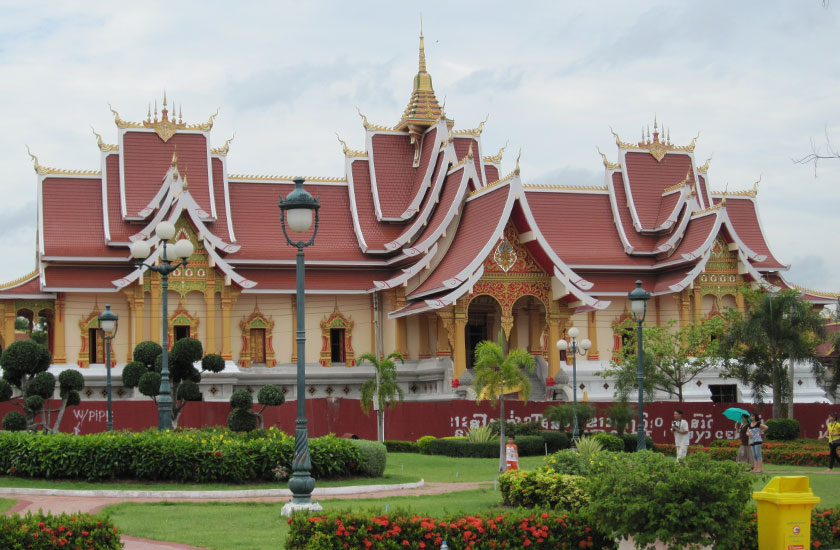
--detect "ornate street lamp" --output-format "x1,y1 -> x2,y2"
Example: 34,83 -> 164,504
628,280 -> 651,451
129,220 -> 194,430
278,177 -> 322,515
556,327 -> 591,442
97,304 -> 119,432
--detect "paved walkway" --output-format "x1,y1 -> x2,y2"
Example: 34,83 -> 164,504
2,480 -> 487,550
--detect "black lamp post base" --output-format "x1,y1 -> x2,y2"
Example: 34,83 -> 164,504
281,500 -> 323,516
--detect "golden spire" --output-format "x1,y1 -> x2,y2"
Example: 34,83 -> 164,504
419,15 -> 427,74
395,27 -> 442,131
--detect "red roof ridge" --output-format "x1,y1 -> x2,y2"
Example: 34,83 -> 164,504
0,269 -> 39,291
228,174 -> 346,183
26,146 -> 100,176
522,182 -> 609,193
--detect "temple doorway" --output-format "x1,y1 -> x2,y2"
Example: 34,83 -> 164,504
466,295 -> 502,369
250,328 -> 266,364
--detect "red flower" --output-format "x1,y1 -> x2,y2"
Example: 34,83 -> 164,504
58,525 -> 66,533
216,451 -> 222,457
403,541 -> 409,546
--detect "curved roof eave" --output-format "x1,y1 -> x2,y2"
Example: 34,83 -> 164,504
551,266 -> 610,310
389,265 -> 486,320
345,156 -> 370,253
396,122 -> 445,220
373,242 -> 439,290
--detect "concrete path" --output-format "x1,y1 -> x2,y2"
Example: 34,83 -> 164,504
2,480 -> 487,550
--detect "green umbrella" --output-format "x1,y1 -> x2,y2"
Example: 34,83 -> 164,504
723,407 -> 751,423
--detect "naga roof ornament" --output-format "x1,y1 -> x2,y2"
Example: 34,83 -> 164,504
597,147 -> 621,170
484,142 -> 507,164
91,128 -> 118,152
211,134 -> 235,156
26,146 -> 100,176
611,119 -> 699,162
697,155 -> 713,174
108,93 -> 219,141
336,133 -> 366,157
395,28 -> 443,131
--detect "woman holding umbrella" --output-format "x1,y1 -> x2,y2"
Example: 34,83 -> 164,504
736,413 -> 754,468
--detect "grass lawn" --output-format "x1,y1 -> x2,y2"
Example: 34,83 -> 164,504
104,489 -> 500,550
0,497 -> 16,513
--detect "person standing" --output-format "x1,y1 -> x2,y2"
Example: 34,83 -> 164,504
671,410 -> 690,464
736,413 -> 755,468
749,413 -> 768,473
819,412 -> 840,473
505,436 -> 519,471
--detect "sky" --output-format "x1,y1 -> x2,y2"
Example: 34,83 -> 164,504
0,1 -> 838,295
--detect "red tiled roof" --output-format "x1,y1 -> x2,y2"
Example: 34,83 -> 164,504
485,164 -> 499,183
228,180 -> 370,262
370,133 -> 419,219
122,132 -> 212,218
453,137 -> 483,186
697,175 -> 711,209
105,154 -> 134,242
383,151 -> 447,251
41,177 -> 124,258
610,173 -> 661,253
624,152 -> 694,230
654,190 -> 683,228
721,197 -> 786,269
405,166 -> 467,254
43,265 -> 129,290
210,157 -> 233,242
578,272 -> 658,294
237,268 -> 390,291
349,160 -> 406,252
409,184 -> 511,298
664,212 -> 718,262
0,274 -> 43,296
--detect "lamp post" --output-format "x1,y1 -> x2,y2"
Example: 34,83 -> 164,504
556,327 -> 592,442
628,280 -> 651,451
128,220 -> 194,430
278,177 -> 322,515
97,304 -> 119,432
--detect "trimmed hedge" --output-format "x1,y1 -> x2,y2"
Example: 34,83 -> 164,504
384,440 -> 418,453
417,435 -> 436,455
499,469 -> 589,511
427,435 -> 544,458
285,509 -> 614,549
765,418 -> 800,440
592,432 -> 624,452
351,440 -> 387,477
0,428 -> 364,482
538,430 -> 570,453
619,432 -> 654,452
0,511 -> 122,550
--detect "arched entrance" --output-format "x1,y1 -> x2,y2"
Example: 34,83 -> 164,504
465,295 -> 502,369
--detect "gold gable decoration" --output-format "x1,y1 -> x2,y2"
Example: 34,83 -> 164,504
319,306 -> 355,367
77,306 -> 104,368
611,118 -> 698,163
109,92 -> 218,142
696,235 -> 741,309
238,304 -> 276,368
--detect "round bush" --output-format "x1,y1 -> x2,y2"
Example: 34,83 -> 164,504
121,361 -> 148,388
417,435 -> 436,454
170,338 -> 203,367
350,439 -> 387,477
544,449 -> 587,476
258,385 -> 285,406
133,341 -> 162,368
766,418 -> 800,440
0,340 -> 51,380
138,371 -> 161,397
27,372 -> 56,399
230,389 -> 253,409
58,369 -> 84,392
202,353 -> 226,373
593,432 -> 625,452
2,411 -> 26,431
25,394 -> 44,412
228,408 -> 257,432
65,390 -> 81,407
177,379 -> 201,401
0,379 -> 12,402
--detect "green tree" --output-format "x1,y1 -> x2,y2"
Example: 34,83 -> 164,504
0,340 -> 83,432
721,289 -> 827,418
13,316 -> 30,332
358,351 -> 405,442
599,317 -> 726,402
123,339 -> 226,428
471,330 -> 535,473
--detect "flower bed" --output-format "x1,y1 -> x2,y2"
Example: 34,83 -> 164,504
654,439 -> 831,467
285,509 -> 613,549
0,511 -> 122,550
0,427 -> 365,483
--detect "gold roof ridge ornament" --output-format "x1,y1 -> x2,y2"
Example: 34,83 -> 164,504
790,282 -> 840,299
109,95 -> 219,141
0,269 -> 39,291
469,170 -> 517,197
211,134 -> 235,156
611,122 -> 699,162
662,169 -> 692,194
228,174 -> 346,183
454,114 -> 489,137
25,146 -> 100,176
597,147 -> 621,170
336,133 -> 366,157
697,154 -> 713,174
91,127 -> 118,152
523,182 -> 608,192
484,141 -> 507,164
356,106 -> 392,132
514,149 -> 521,175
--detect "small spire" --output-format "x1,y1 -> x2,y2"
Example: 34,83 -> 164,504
147,103 -> 152,122
163,90 -> 167,108
418,22 -> 427,74
154,100 -> 158,122
171,146 -> 178,168
467,141 -> 473,159
179,104 -> 183,124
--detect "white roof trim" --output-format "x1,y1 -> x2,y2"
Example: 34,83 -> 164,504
373,243 -> 439,290
552,266 -> 610,310
345,157 -> 370,253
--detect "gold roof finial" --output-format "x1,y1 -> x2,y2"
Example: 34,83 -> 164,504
171,146 -> 179,168
26,145 -> 45,175
211,134 -> 235,156
336,133 -> 350,155
483,141 -> 507,163
396,27 -> 442,131
419,14 -> 427,74
356,106 -> 372,130
721,183 -> 728,206
597,147 -> 621,170
515,149 -> 521,175
91,127 -> 118,152
752,174 -> 761,195
467,141 -> 473,159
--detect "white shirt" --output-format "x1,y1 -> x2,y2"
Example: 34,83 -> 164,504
673,419 -> 690,447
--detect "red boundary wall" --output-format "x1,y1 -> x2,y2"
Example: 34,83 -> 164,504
1,398 -> 835,445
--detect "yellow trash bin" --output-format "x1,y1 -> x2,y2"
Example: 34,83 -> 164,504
752,476 -> 820,550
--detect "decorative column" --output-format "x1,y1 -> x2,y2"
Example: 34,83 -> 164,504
587,310 -> 600,361
290,294 -> 297,363
204,289 -> 216,354
418,314 -> 431,359
528,305 -> 543,356
735,288 -> 746,313
0,302 -> 7,352
435,311 -> 452,357
546,291 -> 571,379
370,294 -> 376,357
394,288 -> 408,358
679,289 -> 691,328
509,309 -> 519,349
453,298 -> 468,378
220,287 -> 238,361
52,294 -> 67,363
693,287 -> 703,324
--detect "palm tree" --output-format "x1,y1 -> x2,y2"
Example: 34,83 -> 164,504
722,289 -> 827,418
472,330 -> 535,473
358,351 -> 405,442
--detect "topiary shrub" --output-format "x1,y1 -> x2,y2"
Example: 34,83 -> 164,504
499,469 -> 590,511
230,389 -> 253,409
417,435 -> 436,454
133,341 -> 162,367
427,435 -> 544,458
592,432 -> 624,452
0,379 -> 12,402
121,361 -> 147,387
543,449 -> 588,476
384,440 -> 418,453
766,418 -> 800,440
25,395 -> 44,412
228,408 -> 258,432
201,353 -> 226,373
26,371 -> 56,399
351,439 -> 387,477
2,411 -> 26,431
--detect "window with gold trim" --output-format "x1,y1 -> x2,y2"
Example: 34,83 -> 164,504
320,306 -> 355,367
238,305 -> 276,367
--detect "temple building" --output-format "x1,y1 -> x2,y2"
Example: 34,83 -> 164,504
1,33 -> 837,407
